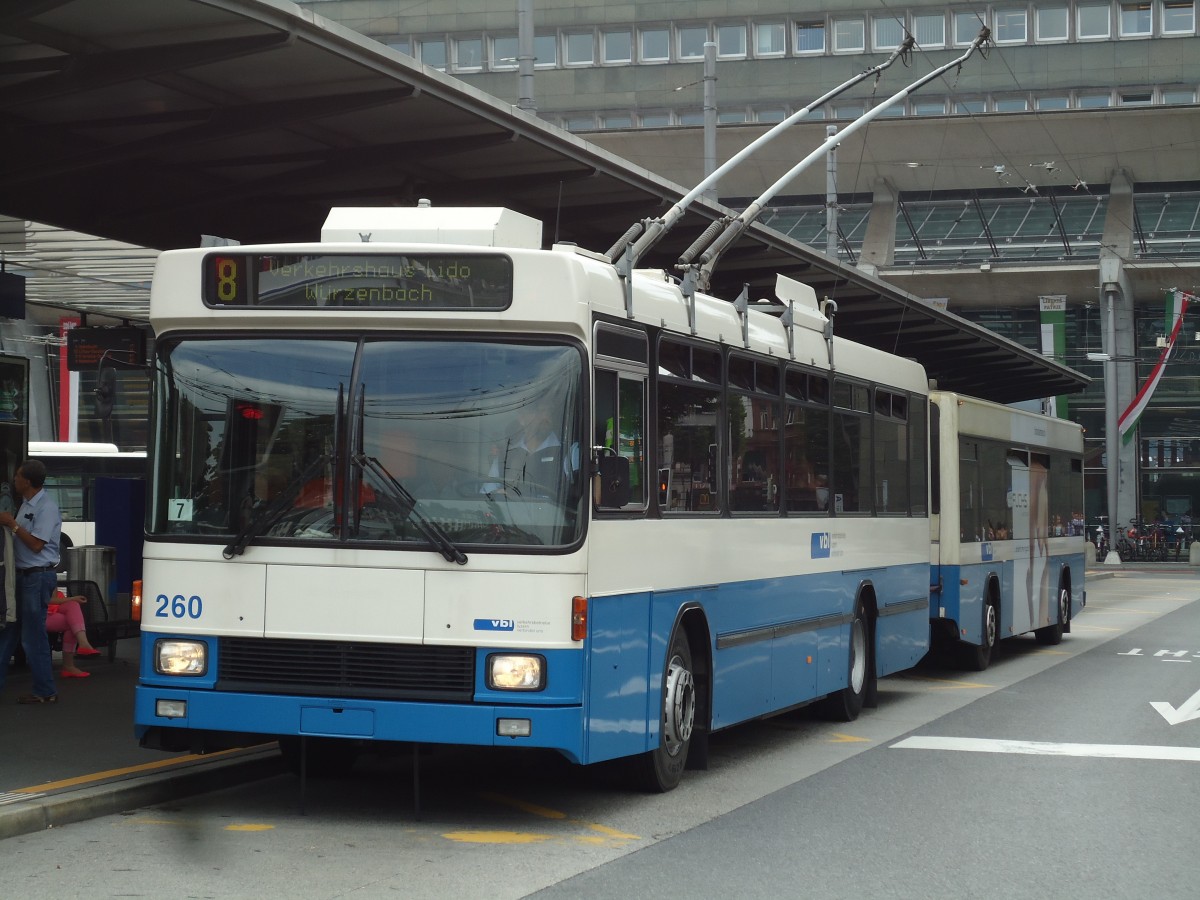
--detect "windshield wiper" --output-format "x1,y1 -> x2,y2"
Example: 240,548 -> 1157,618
354,453 -> 468,565
222,453 -> 330,560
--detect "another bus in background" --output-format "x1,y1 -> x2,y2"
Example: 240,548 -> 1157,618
929,393 -> 1086,670
29,441 -> 146,547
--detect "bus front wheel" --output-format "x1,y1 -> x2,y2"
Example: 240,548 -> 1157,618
629,626 -> 695,792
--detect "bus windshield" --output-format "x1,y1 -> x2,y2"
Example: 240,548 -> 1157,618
149,336 -> 585,550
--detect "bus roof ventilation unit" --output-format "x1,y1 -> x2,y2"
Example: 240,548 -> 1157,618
321,204 -> 543,249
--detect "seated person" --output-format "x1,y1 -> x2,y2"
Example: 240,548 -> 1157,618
482,397 -> 579,498
45,594 -> 100,678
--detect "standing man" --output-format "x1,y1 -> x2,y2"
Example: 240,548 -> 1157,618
0,459 -> 63,704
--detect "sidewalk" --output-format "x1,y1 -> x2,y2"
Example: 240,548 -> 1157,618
0,636 -> 282,841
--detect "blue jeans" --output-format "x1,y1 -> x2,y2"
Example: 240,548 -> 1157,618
0,569 -> 58,698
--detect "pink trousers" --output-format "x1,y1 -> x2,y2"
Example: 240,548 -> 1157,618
45,601 -> 86,653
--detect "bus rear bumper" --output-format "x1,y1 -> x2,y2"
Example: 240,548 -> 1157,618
134,686 -> 587,763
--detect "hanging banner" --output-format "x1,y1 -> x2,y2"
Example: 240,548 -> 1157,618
1118,289 -> 1191,444
1039,296 -> 1067,419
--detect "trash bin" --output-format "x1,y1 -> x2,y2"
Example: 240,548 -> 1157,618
65,544 -> 118,615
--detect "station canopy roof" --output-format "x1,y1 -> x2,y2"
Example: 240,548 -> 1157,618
0,0 -> 1087,404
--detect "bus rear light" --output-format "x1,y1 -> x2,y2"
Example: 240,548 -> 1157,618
572,595 -> 587,641
131,580 -> 142,622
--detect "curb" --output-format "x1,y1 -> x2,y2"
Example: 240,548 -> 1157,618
0,745 -> 284,841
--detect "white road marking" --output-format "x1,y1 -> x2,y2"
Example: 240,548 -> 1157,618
1151,685 -> 1200,724
891,736 -> 1200,761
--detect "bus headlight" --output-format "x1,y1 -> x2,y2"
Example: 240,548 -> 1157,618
155,639 -> 209,676
487,654 -> 545,691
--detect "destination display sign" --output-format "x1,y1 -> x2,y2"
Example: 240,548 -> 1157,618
203,253 -> 513,310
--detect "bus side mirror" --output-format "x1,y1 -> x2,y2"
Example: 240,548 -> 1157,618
595,455 -> 631,508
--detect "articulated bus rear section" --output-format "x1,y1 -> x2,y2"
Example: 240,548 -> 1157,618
928,391 -> 1086,671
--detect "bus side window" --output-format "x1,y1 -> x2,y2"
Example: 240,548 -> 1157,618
594,367 -> 646,510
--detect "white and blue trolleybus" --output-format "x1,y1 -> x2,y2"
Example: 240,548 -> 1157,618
134,205 -> 1076,789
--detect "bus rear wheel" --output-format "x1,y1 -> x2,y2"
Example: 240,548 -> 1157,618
1035,585 -> 1069,645
961,598 -> 997,671
819,597 -> 871,722
628,626 -> 695,792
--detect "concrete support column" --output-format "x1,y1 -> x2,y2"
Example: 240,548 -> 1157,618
857,177 -> 897,277
1099,170 -> 1140,557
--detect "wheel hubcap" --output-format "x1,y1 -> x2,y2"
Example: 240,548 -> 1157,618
1059,589 -> 1069,624
663,654 -> 695,757
984,604 -> 997,647
849,616 -> 867,693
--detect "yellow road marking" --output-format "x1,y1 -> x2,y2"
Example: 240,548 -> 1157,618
10,746 -> 260,794
904,674 -> 993,690
459,793 -> 639,847
479,792 -> 566,820
828,732 -> 870,743
444,830 -> 553,844
1081,607 -> 1162,615
225,824 -> 275,832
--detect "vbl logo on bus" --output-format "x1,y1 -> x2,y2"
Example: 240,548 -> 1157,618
474,618 -> 515,631
811,532 -> 831,559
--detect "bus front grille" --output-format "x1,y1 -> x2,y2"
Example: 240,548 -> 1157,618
217,637 -> 475,702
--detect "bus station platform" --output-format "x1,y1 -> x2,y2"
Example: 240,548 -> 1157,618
0,559 -> 1177,843
0,637 -> 282,842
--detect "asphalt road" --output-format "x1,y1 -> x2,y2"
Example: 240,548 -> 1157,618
1,569 -> 1196,900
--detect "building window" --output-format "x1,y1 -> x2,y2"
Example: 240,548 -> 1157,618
912,14 -> 946,47
1036,95 -> 1071,109
679,25 -> 709,59
454,37 -> 483,71
534,34 -> 557,67
955,99 -> 986,114
1036,6 -> 1070,41
757,108 -> 787,123
565,116 -> 595,132
994,96 -> 1030,111
955,11 -> 987,44
1120,90 -> 1153,105
755,22 -> 786,55
1161,87 -> 1196,103
386,38 -> 411,57
603,30 -> 632,64
1120,1 -> 1154,33
640,112 -> 671,127
565,32 -> 594,66
718,110 -> 748,124
912,99 -> 946,115
491,35 -> 518,69
833,18 -> 866,51
640,27 -> 670,62
1077,3 -> 1112,38
795,20 -> 826,53
833,102 -> 864,119
1161,0 -> 1196,33
1078,92 -> 1112,107
873,15 -> 905,49
994,8 -> 1028,42
603,114 -> 633,128
717,24 -> 747,57
679,110 -> 705,126
419,38 -> 446,70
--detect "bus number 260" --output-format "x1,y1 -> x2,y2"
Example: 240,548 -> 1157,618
155,594 -> 204,619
